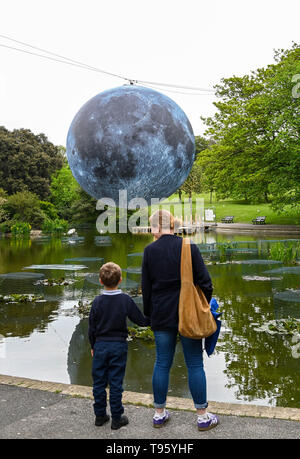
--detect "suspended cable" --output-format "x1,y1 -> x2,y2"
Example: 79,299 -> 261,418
0,33 -> 129,81
0,42 -> 128,81
0,33 -> 97,68
0,33 -> 216,93
138,79 -> 215,93
137,82 -> 216,96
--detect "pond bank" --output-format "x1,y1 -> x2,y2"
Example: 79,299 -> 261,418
1,374 -> 299,422
215,223 -> 300,234
1,224 -> 300,239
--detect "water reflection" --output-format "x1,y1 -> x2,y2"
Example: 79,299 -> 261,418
211,261 -> 300,407
67,318 -> 196,399
68,318 -> 92,386
0,230 -> 299,408
0,299 -> 60,338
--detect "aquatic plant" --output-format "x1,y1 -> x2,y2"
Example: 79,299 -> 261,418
127,287 -> 142,296
75,299 -> 92,316
252,317 -> 300,336
269,241 -> 300,264
252,317 -> 300,359
127,326 -> 155,341
74,299 -> 155,342
35,277 -> 75,286
11,222 -> 31,237
217,241 -> 236,262
42,218 -> 69,235
0,293 -> 44,303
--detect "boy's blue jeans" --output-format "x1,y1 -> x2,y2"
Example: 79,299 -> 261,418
92,340 -> 128,419
153,330 -> 208,409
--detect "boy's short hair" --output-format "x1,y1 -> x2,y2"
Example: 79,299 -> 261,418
149,209 -> 175,231
99,262 -> 122,288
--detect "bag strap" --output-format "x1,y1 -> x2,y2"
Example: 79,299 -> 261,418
180,237 -> 193,283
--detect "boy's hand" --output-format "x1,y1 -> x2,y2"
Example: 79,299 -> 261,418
91,349 -> 94,357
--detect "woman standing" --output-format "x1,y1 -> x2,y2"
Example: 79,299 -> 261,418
142,210 -> 218,431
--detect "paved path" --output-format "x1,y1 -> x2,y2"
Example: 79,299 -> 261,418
0,375 -> 299,440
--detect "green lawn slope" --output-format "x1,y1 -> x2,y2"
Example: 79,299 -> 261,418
166,193 -> 300,225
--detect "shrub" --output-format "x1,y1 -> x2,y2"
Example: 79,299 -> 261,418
42,218 -> 69,234
0,222 -> 10,233
11,222 -> 31,237
50,164 -> 79,220
4,191 -> 45,228
39,200 -> 59,220
269,242 -> 300,264
217,241 -> 236,262
0,196 -> 8,223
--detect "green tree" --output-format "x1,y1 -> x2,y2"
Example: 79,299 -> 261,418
197,144 -> 219,203
201,43 -> 300,210
178,135 -> 211,200
49,163 -> 102,226
4,190 -> 45,228
49,164 -> 79,220
0,196 -> 7,223
195,135 -> 211,159
70,188 -> 99,225
39,200 -> 59,220
180,160 -> 203,200
0,188 -> 8,223
0,127 -> 64,199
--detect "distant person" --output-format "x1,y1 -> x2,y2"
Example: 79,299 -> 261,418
142,210 -> 219,431
88,262 -> 149,430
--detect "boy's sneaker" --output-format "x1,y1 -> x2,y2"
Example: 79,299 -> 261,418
95,414 -> 110,426
153,409 -> 170,428
197,412 -> 219,431
111,415 -> 129,430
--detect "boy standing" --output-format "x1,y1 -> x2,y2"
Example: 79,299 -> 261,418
88,262 -> 149,430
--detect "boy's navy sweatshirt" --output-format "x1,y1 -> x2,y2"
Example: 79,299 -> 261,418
88,290 -> 148,348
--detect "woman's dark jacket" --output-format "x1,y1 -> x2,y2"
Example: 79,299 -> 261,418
142,234 -> 213,330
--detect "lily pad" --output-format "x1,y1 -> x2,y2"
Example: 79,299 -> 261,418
23,264 -> 87,271
252,318 -> 300,336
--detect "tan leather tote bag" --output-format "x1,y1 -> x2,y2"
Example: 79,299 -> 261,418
178,238 -> 217,339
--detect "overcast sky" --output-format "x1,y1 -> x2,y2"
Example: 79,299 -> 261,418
0,0 -> 299,146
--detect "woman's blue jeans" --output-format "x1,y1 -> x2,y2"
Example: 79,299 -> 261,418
153,330 -> 208,409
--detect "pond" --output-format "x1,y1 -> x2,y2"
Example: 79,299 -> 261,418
0,230 -> 299,409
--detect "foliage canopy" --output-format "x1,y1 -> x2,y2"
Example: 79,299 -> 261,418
198,44 -> 300,211
0,127 -> 64,200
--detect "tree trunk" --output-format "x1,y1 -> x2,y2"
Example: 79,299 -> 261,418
264,191 -> 269,203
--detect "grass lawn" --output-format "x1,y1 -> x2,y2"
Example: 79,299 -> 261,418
165,193 -> 300,225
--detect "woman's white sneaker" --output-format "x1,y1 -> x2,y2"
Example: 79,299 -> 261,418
197,412 -> 219,431
153,409 -> 170,428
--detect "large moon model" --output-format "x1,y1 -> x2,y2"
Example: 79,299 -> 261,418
66,85 -> 195,207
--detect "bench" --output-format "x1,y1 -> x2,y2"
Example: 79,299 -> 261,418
221,216 -> 234,223
252,216 -> 266,225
